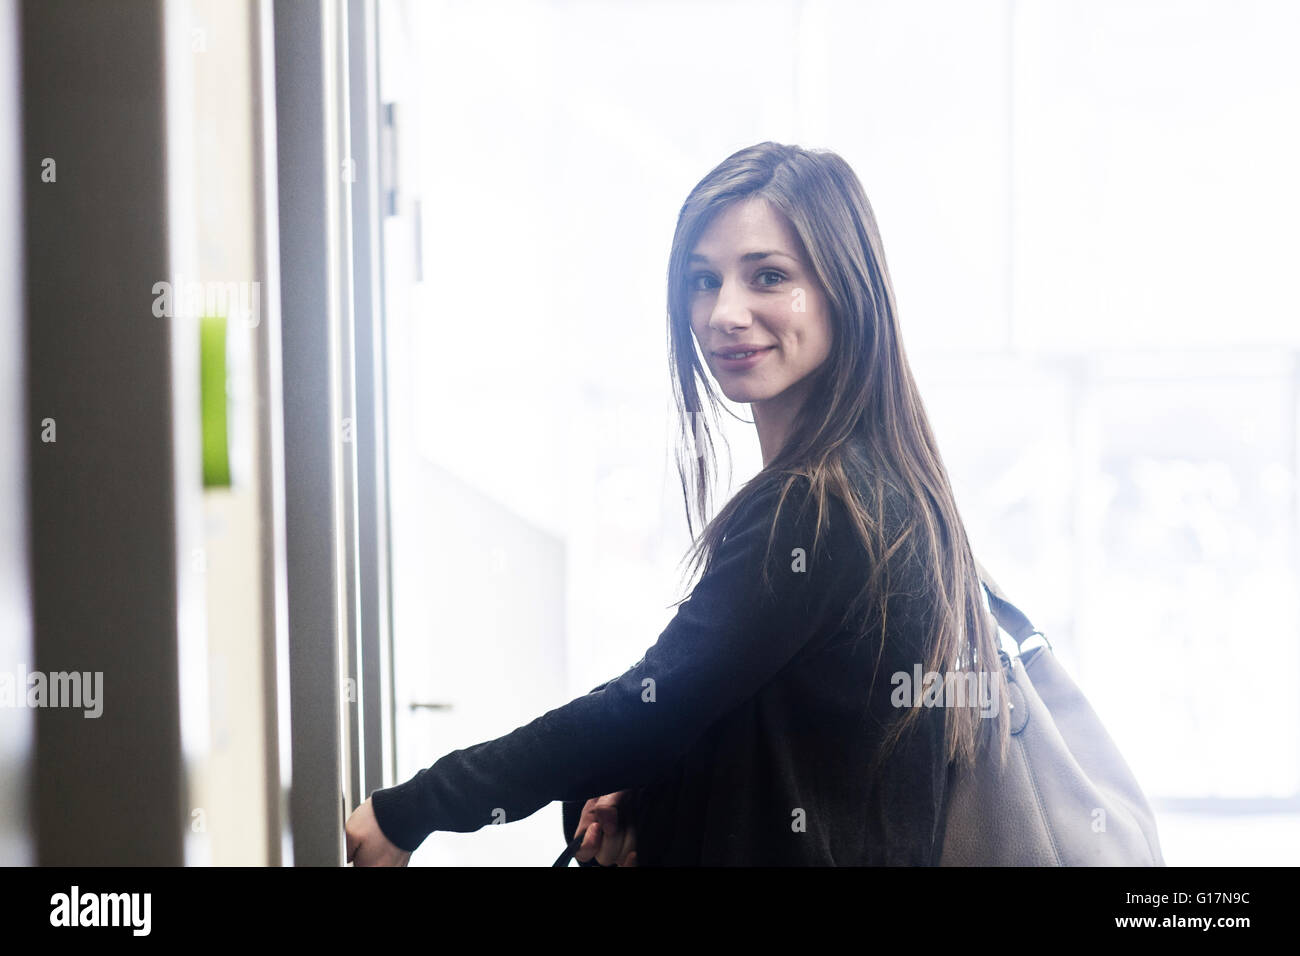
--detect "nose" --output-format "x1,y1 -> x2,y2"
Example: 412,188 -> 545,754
707,276 -> 751,335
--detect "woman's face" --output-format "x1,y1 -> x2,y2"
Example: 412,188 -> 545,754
686,197 -> 833,408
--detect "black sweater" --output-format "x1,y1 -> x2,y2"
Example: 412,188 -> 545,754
370,453 -> 952,865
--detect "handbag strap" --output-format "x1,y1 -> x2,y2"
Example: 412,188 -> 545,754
972,557 -> 1049,653
553,830 -> 586,867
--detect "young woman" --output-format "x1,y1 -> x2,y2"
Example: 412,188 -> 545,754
347,141 -> 1010,867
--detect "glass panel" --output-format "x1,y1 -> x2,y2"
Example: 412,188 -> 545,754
1078,373 -> 1299,797
1013,0 -> 1300,350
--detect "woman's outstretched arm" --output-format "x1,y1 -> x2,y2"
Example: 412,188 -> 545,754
361,474 -> 858,856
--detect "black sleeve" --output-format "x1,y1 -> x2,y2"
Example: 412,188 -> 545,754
560,680 -> 619,867
368,474 -> 856,853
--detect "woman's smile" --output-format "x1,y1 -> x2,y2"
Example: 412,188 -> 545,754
712,344 -> 775,371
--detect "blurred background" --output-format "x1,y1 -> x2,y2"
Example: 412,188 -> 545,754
1,0 -> 1295,866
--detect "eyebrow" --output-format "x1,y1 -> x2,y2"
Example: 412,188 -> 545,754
687,250 -> 798,264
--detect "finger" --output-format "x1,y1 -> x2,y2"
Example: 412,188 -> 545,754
573,798 -> 600,839
591,804 -> 622,833
613,826 -> 637,867
596,844 -> 619,866
574,813 -> 597,840
594,823 -> 627,866
575,822 -> 602,862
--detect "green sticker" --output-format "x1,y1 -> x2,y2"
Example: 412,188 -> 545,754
200,314 -> 230,487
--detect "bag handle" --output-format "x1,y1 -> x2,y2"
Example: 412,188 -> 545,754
973,557 -> 1050,654
553,830 -> 586,867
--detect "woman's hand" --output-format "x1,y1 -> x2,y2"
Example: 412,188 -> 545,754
346,797 -> 412,867
573,790 -> 637,866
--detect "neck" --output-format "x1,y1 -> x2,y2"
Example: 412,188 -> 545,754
753,377 -> 814,467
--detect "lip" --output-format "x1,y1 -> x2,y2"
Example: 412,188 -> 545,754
712,345 -> 774,371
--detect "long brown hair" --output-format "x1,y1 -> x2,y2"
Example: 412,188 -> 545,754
666,141 -> 1009,773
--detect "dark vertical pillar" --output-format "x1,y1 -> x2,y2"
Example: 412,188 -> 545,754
273,0 -> 346,866
21,0 -> 184,865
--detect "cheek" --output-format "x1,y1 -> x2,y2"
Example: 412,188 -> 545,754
689,303 -> 712,339
691,321 -> 712,356
687,312 -> 706,345
816,315 -> 834,358
782,307 -> 833,361
807,299 -> 834,359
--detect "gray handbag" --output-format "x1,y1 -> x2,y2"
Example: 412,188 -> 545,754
939,561 -> 1166,866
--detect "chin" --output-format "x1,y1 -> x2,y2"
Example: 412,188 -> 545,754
718,384 -> 772,404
